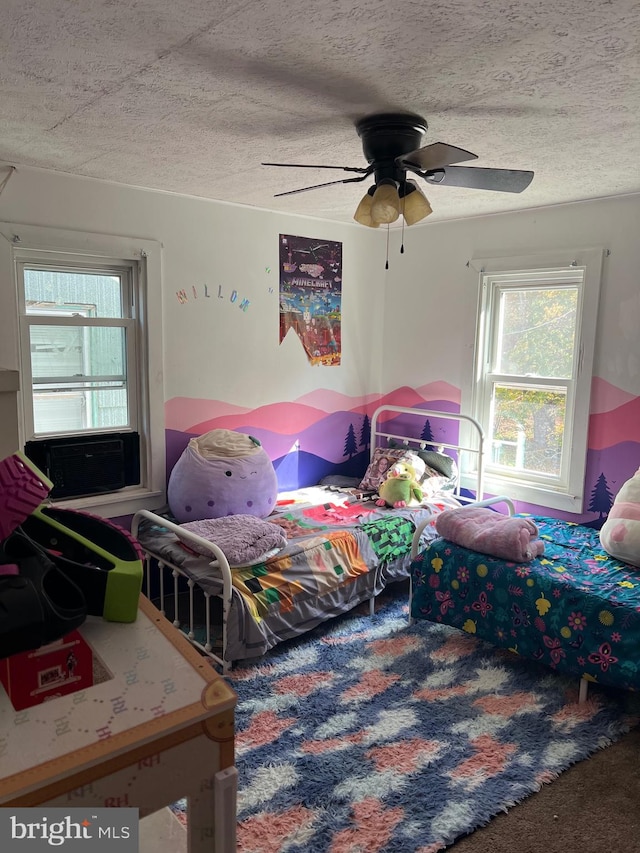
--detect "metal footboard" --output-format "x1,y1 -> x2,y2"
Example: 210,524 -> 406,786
132,509 -> 233,673
407,495 -> 516,625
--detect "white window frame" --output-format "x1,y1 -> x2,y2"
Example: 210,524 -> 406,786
469,248 -> 603,513
0,223 -> 166,518
17,256 -> 139,439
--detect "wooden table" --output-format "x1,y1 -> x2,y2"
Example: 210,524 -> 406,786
0,596 -> 237,853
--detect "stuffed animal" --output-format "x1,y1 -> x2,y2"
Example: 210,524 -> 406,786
168,429 -> 278,522
600,467 -> 640,567
376,460 -> 423,508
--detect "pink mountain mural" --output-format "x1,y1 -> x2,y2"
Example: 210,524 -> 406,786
189,401 -> 331,437
588,396 -> 640,450
294,381 -> 460,414
372,385 -> 459,416
165,398 -> 251,432
164,379 -> 639,524
295,389 -> 382,413
167,384 -> 461,438
590,377 -> 638,414
415,381 -> 461,406
164,384 -> 461,492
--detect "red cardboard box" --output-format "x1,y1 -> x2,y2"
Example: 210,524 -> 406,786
0,630 -> 94,711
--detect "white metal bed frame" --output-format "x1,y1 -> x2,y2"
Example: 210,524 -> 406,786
131,405 -> 489,672
132,509 -> 234,671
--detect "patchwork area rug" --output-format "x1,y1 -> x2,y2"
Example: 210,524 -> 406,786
174,595 -> 640,853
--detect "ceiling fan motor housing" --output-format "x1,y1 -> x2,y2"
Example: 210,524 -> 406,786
356,112 -> 428,185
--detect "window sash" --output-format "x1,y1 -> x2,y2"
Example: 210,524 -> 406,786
491,284 -> 580,380
26,318 -> 132,385
479,278 -> 581,492
483,376 -> 574,489
16,260 -> 139,441
471,251 -> 603,512
22,260 -> 131,319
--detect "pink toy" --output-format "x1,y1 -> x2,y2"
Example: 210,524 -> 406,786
435,506 -> 545,563
600,466 -> 640,567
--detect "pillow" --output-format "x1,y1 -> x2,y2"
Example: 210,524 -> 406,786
417,449 -> 458,481
359,447 -> 420,492
600,467 -> 640,567
319,475 -> 363,489
420,467 -> 455,499
386,440 -> 458,486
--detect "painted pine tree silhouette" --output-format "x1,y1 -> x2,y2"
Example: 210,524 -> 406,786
344,423 -> 358,458
421,419 -> 434,447
359,414 -> 371,450
588,472 -> 614,519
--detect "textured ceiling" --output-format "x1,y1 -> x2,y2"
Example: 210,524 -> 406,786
1,0 -> 640,224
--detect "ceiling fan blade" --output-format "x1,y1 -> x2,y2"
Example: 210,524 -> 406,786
273,174 -> 370,197
180,44 -> 397,116
424,165 -> 534,193
398,142 -> 478,171
263,162 -> 369,173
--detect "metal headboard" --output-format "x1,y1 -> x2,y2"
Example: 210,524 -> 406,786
369,405 -> 486,502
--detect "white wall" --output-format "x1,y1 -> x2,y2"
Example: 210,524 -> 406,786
381,193 -> 640,403
3,164 -> 638,469
0,167 -> 385,427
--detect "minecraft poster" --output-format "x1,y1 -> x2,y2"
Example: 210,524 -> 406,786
279,234 -> 342,366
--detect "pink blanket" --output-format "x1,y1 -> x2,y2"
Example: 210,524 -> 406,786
435,506 -> 545,563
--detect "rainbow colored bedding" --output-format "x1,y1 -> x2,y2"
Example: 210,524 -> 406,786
410,516 -> 640,691
137,488 -> 459,663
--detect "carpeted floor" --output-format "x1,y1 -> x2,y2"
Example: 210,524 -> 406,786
212,591 -> 640,853
452,725 -> 640,853
171,731 -> 640,853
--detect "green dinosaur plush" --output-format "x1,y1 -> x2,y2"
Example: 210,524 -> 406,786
376,460 -> 423,508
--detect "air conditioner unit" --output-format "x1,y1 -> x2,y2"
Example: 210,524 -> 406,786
25,432 -> 140,499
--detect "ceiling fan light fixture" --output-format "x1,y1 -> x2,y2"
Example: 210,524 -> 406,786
401,182 -> 433,226
353,186 -> 380,228
371,179 -> 401,224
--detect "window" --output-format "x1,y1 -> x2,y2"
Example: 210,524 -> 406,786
471,250 -> 603,512
19,264 -> 136,438
0,224 -> 165,517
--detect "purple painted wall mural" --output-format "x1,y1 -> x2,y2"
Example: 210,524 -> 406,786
574,377 -> 640,526
165,382 -> 461,493
164,377 -> 640,525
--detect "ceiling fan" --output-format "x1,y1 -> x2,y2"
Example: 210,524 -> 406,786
263,112 -> 534,227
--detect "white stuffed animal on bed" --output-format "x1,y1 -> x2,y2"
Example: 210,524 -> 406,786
600,467 -> 640,567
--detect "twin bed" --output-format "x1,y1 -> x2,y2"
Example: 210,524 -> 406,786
132,405 -> 481,671
132,404 -> 640,699
410,511 -> 640,699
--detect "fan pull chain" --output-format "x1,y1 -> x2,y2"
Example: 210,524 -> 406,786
400,194 -> 406,254
385,224 -> 390,270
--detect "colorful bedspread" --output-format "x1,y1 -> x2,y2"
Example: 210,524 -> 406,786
232,492 -> 456,620
411,516 -> 640,691
136,487 -> 460,662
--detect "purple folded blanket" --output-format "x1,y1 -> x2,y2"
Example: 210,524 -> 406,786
435,506 -> 545,563
178,514 -> 287,566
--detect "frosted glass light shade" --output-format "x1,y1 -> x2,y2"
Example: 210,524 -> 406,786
371,181 -> 401,224
353,191 -> 380,228
402,185 -> 433,225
